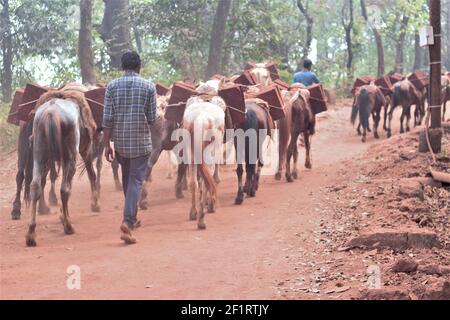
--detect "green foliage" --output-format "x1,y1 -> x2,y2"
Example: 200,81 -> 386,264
0,103 -> 19,153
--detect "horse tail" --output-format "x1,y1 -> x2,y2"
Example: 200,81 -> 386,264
358,88 -> 370,130
43,112 -> 62,163
23,122 -> 34,207
199,163 -> 217,198
392,84 -> 401,111
350,97 -> 359,125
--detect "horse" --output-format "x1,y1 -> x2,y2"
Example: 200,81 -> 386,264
25,90 -> 100,247
276,88 -> 315,181
250,63 -> 273,86
226,98 -> 275,205
351,85 -> 386,142
442,74 -> 450,121
385,79 -> 426,138
182,96 -> 225,229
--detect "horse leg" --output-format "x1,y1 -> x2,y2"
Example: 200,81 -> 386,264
304,132 -> 312,169
59,159 -> 76,235
83,157 -> 100,212
213,164 -> 221,184
48,165 -> 58,206
189,164 -> 198,221
356,122 -> 362,136
11,166 -> 25,220
373,111 -> 380,139
399,108 -> 406,134
37,166 -> 50,215
406,106 -> 411,132
387,108 -> 394,138
443,100 -> 447,122
175,164 -> 186,199
95,153 -> 102,193
26,147 -> 46,246
362,126 -> 367,143
255,161 -> 263,191
197,176 -> 207,230
112,158 -> 122,191
235,164 -> 244,205
247,163 -> 257,197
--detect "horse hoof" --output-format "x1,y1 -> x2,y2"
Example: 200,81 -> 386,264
362,138 -> 367,143
275,173 -> 282,181
207,202 -> 215,213
189,209 -> 197,221
214,176 -> 221,184
25,234 -> 36,247
11,209 -> 21,220
38,205 -> 50,215
91,203 -> 101,213
292,172 -> 298,180
286,175 -> 294,183
406,127 -> 410,132
235,193 -> 244,205
139,201 -> 149,211
197,222 -> 206,230
64,224 -> 75,235
387,131 -> 392,138
305,162 -> 312,169
357,131 -> 362,136
374,133 -> 380,139
175,189 -> 184,199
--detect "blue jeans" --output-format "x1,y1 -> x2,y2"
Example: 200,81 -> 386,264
116,152 -> 150,228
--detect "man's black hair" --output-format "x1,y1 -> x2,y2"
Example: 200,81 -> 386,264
303,59 -> 313,70
121,51 -> 141,71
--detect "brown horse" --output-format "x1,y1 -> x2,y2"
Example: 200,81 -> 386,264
385,79 -> 426,138
25,90 -> 100,246
276,89 -> 315,181
351,85 -> 386,142
228,99 -> 275,205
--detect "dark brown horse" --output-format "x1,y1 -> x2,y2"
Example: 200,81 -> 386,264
386,79 -> 426,137
351,85 -> 387,142
25,90 -> 100,246
276,89 -> 315,181
228,99 -> 275,205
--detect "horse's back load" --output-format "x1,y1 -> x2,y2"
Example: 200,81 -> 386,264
18,83 -> 51,122
389,72 -> 404,85
265,62 -> 280,81
351,76 -> 375,95
273,79 -> 290,91
7,88 -> 25,126
307,83 -> 328,114
156,83 -> 170,96
218,84 -> 246,125
234,70 -> 258,86
375,75 -> 393,96
256,85 -> 286,120
408,70 -> 429,90
165,81 -> 198,123
84,87 -> 106,128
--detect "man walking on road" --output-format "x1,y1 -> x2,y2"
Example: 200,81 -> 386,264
292,59 -> 320,87
102,51 -> 157,244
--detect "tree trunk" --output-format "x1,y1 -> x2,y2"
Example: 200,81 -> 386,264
395,15 -> 409,73
205,0 -> 233,78
1,0 -> 13,102
296,0 -> 314,71
98,0 -> 132,69
78,0 -> 96,85
360,0 -> 384,76
343,0 -> 354,81
413,33 -> 422,71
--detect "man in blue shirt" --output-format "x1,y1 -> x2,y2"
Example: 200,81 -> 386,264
292,59 -> 320,86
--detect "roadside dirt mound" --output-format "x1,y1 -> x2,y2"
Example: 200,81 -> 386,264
318,124 -> 450,299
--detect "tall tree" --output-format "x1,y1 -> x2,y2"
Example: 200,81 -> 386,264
78,0 -> 96,85
296,0 -> 313,71
205,0 -> 233,78
413,32 -> 422,71
360,0 -> 385,76
394,14 -> 409,73
98,0 -> 132,69
342,0 -> 354,82
1,0 -> 13,102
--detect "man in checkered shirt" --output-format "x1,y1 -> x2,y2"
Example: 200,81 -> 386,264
103,51 -> 157,244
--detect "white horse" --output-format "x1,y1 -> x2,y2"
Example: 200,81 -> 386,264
182,95 -> 225,229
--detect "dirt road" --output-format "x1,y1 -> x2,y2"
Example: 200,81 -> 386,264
0,101 -> 398,299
